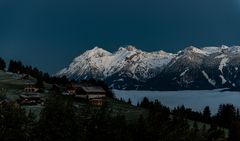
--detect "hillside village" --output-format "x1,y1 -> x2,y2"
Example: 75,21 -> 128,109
0,59 -> 146,120
0,58 -> 112,107
0,71 -> 110,107
0,58 -> 238,141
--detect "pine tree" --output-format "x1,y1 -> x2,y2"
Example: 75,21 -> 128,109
35,95 -> 78,141
8,60 -> 24,73
0,102 -> 34,140
229,121 -> 240,141
137,102 -> 140,107
0,57 -> 6,71
127,98 -> 132,105
193,121 -> 199,132
203,106 -> 211,123
237,108 -> 240,120
216,104 -> 237,128
140,97 -> 150,108
8,60 -> 14,72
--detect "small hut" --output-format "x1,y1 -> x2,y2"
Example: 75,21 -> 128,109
76,86 -> 107,106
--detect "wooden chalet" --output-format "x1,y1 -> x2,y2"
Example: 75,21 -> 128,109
77,86 -> 106,106
24,82 -> 39,93
18,81 -> 41,105
89,98 -> 105,107
65,83 -> 107,106
18,93 -> 42,105
64,84 -> 82,95
75,86 -> 106,98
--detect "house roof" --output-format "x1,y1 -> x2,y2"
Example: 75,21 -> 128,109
20,93 -> 40,99
81,86 -> 106,93
24,80 -> 35,85
67,84 -> 82,90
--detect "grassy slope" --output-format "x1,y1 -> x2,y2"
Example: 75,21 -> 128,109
106,98 -> 148,122
0,70 -> 146,122
0,71 -> 48,117
0,70 -> 229,136
0,71 -> 36,89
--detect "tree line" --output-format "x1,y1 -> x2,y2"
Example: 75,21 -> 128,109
0,57 -> 69,86
137,97 -> 240,141
0,94 -> 232,141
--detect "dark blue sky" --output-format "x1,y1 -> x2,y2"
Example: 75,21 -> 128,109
1,0 -> 240,73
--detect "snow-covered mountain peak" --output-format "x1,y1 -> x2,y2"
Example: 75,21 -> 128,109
117,45 -> 140,52
228,46 -> 240,54
152,50 -> 172,56
201,45 -> 240,55
221,45 -> 229,49
182,46 -> 208,55
180,45 -> 233,56
201,47 -> 223,54
78,46 -> 112,59
126,45 -> 138,51
57,45 -> 240,90
57,46 -> 175,81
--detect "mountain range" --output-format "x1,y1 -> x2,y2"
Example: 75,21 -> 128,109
57,45 -> 240,90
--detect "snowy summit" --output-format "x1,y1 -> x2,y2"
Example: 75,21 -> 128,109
57,45 -> 240,90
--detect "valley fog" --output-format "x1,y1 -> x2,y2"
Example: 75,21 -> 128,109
114,89 -> 240,114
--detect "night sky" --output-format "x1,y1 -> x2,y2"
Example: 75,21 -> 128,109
1,0 -> 240,73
